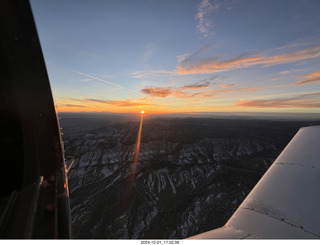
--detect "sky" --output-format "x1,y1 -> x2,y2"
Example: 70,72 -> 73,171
30,0 -> 320,115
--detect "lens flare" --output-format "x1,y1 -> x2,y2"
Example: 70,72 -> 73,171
129,111 -> 144,187
120,112 -> 145,215
133,115 -> 143,166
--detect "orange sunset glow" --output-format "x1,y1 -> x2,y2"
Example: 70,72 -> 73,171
28,0 -> 320,239
32,0 -> 320,116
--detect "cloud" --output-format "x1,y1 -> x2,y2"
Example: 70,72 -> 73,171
172,90 -> 202,99
236,92 -> 320,108
143,43 -> 158,62
262,46 -> 320,67
70,98 -> 153,107
178,54 -> 260,74
86,99 -> 153,107
72,70 -> 123,88
177,46 -> 320,74
179,43 -> 214,65
140,82 -> 264,100
177,53 -> 191,63
140,88 -> 173,97
201,75 -> 219,82
129,89 -> 139,94
195,0 -> 219,38
182,81 -> 212,89
220,83 -> 235,88
279,68 -> 306,75
130,44 -> 221,79
141,81 -> 216,98
219,81 -> 235,88
273,39 -> 317,52
195,0 -> 239,38
292,70 -> 320,85
59,104 -> 88,108
129,70 -> 176,78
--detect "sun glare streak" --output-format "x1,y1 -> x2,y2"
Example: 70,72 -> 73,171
133,113 -> 144,168
119,112 -> 144,214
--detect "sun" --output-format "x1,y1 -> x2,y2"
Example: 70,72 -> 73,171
140,110 -> 145,114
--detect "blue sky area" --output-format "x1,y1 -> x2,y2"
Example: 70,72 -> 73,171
30,0 -> 320,114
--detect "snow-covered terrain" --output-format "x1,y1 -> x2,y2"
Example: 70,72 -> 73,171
60,115 -> 319,238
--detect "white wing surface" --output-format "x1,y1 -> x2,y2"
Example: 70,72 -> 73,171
190,126 -> 320,239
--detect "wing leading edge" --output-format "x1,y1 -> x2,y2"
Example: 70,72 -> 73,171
190,125 -> 320,239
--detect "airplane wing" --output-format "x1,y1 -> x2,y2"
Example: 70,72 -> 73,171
1,0 -> 319,239
189,125 -> 320,239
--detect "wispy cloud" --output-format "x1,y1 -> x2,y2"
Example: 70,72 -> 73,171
177,45 -> 320,74
141,81 -> 217,98
87,99 -> 153,107
262,46 -> 320,67
279,68 -> 306,75
139,82 -> 264,100
72,70 -> 123,88
272,39 -> 318,52
81,78 -> 94,82
58,103 -> 88,108
182,81 -> 212,89
205,76 -> 220,83
195,0 -> 239,38
179,43 -> 214,65
129,69 -> 176,78
219,81 -> 235,88
131,45 -> 214,78
71,98 -> 153,107
195,0 -> 219,38
177,53 -> 191,63
236,92 -> 320,108
140,88 -> 173,97
220,83 -> 235,88
129,89 -> 139,94
292,70 -> 320,85
143,43 -> 158,62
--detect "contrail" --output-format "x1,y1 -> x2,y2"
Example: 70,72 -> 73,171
72,69 -> 123,88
